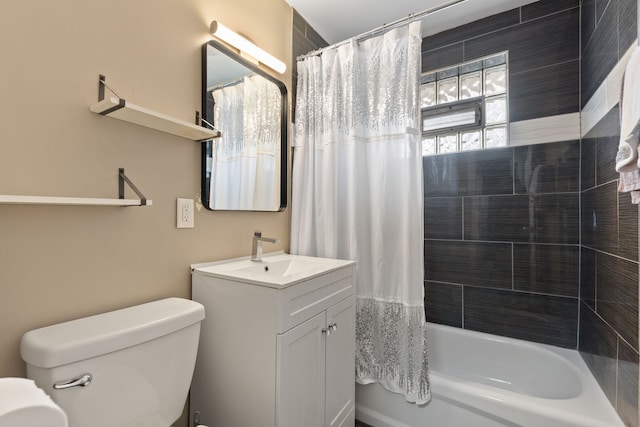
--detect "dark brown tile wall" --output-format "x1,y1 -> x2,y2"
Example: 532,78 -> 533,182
424,140 -> 581,348
619,340 -> 640,427
464,9 -> 579,74
508,60 -> 580,121
424,148 -> 514,196
424,240 -> 512,289
582,181 -> 622,252
464,287 -> 578,348
513,244 -> 580,296
581,124 -> 640,427
423,197 -> 462,240
514,140 -> 581,193
580,301 -> 619,405
421,1 -> 585,348
579,1 -> 639,425
422,2 -> 639,423
424,281 -> 462,328
463,193 -> 580,244
581,0 -> 638,107
597,252 -> 638,348
421,0 -> 580,123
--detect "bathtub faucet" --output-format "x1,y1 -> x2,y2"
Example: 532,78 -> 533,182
251,231 -> 279,262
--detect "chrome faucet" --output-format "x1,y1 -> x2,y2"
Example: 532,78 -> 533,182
251,231 -> 279,262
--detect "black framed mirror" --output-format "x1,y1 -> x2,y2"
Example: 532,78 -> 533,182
201,40 -> 287,211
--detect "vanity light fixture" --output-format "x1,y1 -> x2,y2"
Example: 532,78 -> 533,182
209,20 -> 286,74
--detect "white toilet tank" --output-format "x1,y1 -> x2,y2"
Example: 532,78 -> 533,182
20,297 -> 205,427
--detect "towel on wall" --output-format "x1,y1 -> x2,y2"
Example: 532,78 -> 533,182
616,45 -> 640,204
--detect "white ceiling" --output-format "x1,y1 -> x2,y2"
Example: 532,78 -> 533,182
286,0 -> 540,45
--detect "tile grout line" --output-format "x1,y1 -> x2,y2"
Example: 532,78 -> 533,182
461,196 -> 465,240
423,6 -> 580,55
511,242 -> 515,291
615,337 -> 619,411
425,238 -> 581,248
577,135 -> 582,350
461,284 -> 465,329
427,279 -> 580,300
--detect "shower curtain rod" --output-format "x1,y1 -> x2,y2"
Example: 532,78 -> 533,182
207,73 -> 257,92
296,0 -> 468,61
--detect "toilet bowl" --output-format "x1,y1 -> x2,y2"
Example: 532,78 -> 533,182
0,377 -> 67,427
20,297 -> 205,427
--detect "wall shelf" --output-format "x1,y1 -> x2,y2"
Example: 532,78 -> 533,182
0,195 -> 151,206
89,75 -> 220,142
0,169 -> 152,207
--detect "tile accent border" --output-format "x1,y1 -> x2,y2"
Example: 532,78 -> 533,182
510,113 -> 580,146
581,41 -> 637,137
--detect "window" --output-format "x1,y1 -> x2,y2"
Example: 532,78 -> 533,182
421,52 -> 508,156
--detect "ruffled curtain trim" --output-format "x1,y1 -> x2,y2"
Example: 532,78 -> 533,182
355,297 -> 431,404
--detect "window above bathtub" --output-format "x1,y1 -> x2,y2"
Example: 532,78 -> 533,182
421,52 -> 509,156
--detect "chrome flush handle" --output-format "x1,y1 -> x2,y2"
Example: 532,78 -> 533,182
53,373 -> 92,390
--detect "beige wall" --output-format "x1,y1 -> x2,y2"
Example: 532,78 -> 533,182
0,0 -> 292,423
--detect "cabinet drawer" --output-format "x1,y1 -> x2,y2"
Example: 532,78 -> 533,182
277,266 -> 355,333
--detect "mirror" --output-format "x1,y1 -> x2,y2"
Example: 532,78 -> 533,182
201,40 -> 287,211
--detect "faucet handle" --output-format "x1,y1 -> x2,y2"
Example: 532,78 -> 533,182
254,230 -> 262,238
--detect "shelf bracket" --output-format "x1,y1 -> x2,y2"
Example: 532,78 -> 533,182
119,168 -> 148,206
97,74 -> 126,115
196,111 -> 222,138
91,74 -> 220,141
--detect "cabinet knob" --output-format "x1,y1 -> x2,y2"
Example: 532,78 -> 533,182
322,323 -> 338,336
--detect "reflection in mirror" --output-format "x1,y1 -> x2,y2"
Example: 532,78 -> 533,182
201,40 -> 287,211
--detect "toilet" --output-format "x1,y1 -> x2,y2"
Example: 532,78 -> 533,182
19,297 -> 205,427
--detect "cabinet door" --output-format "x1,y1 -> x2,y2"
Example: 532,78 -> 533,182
277,311 -> 326,427
325,295 -> 356,427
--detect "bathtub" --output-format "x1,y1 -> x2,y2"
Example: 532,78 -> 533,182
355,323 -> 624,427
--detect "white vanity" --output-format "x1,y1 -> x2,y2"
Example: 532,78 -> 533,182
190,253 -> 356,427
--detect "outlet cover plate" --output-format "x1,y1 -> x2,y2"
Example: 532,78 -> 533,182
177,198 -> 194,228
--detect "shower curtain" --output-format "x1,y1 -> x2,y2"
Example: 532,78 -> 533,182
210,75 -> 281,210
291,22 -> 430,404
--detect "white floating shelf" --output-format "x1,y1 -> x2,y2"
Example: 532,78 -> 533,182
0,195 -> 152,207
90,96 -> 220,142
0,169 -> 151,207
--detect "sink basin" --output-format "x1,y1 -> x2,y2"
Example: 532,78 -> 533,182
192,253 -> 355,287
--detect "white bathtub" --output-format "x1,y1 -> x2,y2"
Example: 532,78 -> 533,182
355,323 -> 624,427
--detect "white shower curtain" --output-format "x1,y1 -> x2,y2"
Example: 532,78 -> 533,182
210,75 -> 281,210
291,22 -> 430,404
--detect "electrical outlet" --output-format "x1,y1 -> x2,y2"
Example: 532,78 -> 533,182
177,198 -> 194,228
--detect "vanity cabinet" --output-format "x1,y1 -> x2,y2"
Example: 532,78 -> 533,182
278,295 -> 355,427
190,255 -> 356,427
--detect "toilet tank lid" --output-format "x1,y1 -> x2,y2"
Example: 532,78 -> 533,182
20,297 -> 205,368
